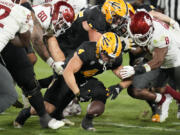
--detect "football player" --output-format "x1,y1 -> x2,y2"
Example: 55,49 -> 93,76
10,0 -> 74,129
63,32 -> 123,131
110,2 -> 180,122
119,10 -> 180,123
0,0 -> 32,113
14,32 -> 123,131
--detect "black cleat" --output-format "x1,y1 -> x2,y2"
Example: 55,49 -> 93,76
81,116 -> 96,131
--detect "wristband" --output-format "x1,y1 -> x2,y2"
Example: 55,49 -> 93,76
143,63 -> 151,72
46,57 -> 54,67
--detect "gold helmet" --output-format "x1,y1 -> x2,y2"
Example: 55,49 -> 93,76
96,32 -> 122,58
101,0 -> 128,24
127,2 -> 135,14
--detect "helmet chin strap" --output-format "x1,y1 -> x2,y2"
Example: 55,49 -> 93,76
98,57 -> 107,71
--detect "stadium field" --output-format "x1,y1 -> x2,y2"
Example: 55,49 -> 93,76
1,54 -> 180,135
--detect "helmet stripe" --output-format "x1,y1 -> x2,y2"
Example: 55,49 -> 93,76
113,34 -> 119,55
125,2 -> 128,16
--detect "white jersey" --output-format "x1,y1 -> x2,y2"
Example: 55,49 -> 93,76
32,5 -> 52,35
0,0 -> 33,52
32,0 -> 88,14
147,18 -> 180,68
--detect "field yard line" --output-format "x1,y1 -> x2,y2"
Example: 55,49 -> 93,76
95,122 -> 180,132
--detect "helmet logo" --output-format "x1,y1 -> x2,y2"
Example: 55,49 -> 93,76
144,16 -> 152,26
108,1 -> 121,10
102,36 -> 110,47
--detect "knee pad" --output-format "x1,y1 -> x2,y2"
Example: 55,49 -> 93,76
87,100 -> 105,117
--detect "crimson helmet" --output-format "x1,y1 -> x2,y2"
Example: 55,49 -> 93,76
127,10 -> 154,46
51,1 -> 75,36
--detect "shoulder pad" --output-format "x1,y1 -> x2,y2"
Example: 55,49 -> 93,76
84,5 -> 107,33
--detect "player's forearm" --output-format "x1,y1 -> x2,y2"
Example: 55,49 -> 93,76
147,47 -> 168,70
31,38 -> 50,61
63,71 -> 80,95
47,36 -> 65,61
31,16 -> 50,61
150,10 -> 171,24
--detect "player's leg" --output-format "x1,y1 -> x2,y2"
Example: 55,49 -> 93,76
2,44 -> 63,129
81,78 -> 109,131
0,63 -> 18,113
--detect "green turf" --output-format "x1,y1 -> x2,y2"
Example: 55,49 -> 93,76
0,54 -> 180,135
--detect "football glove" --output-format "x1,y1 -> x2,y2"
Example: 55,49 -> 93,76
108,84 -> 123,100
170,19 -> 180,31
120,66 -> 135,79
76,90 -> 91,102
53,61 -> 64,75
46,57 -> 64,75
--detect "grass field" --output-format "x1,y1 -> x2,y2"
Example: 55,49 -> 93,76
1,54 -> 180,135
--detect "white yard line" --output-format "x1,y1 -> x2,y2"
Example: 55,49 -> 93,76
95,122 -> 180,132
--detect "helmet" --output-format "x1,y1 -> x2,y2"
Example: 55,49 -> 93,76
51,1 -> 75,36
101,0 -> 128,26
127,10 -> 154,46
111,2 -> 135,37
96,32 -> 122,59
127,2 -> 135,14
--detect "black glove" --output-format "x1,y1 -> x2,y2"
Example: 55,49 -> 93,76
108,84 -> 123,100
76,90 -> 91,102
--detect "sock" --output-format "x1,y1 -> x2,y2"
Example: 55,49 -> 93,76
155,93 -> 166,105
86,114 -> 94,120
146,100 -> 159,115
28,92 -> 46,117
165,85 -> 180,102
15,107 -> 31,125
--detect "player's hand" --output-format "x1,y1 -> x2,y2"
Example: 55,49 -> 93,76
170,19 -> 180,31
76,90 -> 91,102
122,37 -> 136,51
52,61 -> 64,75
108,84 -> 123,100
120,66 -> 135,79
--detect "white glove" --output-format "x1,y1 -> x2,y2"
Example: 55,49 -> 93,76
119,66 -> 135,79
46,57 -> 64,75
170,19 -> 180,31
52,61 -> 64,75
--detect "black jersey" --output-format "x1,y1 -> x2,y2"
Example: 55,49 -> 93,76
56,5 -> 110,57
56,15 -> 89,57
83,5 -> 109,33
73,41 -> 122,80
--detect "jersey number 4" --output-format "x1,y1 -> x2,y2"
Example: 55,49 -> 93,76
0,4 -> 11,28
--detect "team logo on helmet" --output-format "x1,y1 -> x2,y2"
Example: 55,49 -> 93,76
96,32 -> 122,59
